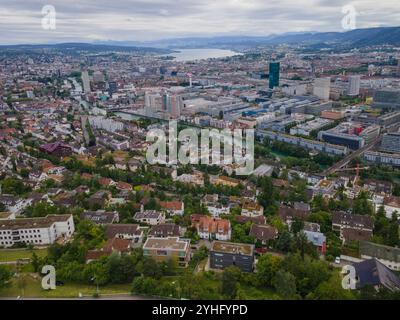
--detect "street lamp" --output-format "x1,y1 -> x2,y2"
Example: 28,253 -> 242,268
91,276 -> 99,296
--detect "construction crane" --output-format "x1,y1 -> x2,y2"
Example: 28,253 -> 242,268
333,164 -> 369,185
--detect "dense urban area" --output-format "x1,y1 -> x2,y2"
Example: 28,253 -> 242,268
0,36 -> 400,300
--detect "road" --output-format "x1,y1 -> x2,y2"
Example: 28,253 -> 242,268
0,294 -> 162,300
80,115 -> 90,146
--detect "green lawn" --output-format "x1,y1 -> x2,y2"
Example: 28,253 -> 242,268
239,285 -> 280,300
0,276 -> 132,298
270,150 -> 289,160
0,248 -> 48,263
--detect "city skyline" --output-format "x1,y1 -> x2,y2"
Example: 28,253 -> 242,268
0,0 -> 399,44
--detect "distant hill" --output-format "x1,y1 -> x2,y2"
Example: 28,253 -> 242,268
95,26 -> 400,49
264,27 -> 400,47
2,27 -> 400,53
0,42 -> 172,55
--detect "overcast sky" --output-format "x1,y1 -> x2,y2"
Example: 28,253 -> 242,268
0,0 -> 399,44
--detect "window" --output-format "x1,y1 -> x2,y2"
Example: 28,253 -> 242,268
156,250 -> 168,256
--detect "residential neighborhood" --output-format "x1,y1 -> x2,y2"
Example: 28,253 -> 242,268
0,1 -> 400,303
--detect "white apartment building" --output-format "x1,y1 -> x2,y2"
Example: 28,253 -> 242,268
206,204 -> 230,217
313,77 -> 331,100
348,75 -> 361,96
0,214 -> 75,248
241,202 -> 264,217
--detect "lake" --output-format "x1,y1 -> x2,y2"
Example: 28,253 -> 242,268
162,48 -> 242,62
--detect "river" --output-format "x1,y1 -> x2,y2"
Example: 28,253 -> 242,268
161,48 -> 242,62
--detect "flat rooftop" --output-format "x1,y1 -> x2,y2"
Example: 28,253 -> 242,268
143,237 -> 188,251
211,241 -> 254,256
0,214 -> 71,230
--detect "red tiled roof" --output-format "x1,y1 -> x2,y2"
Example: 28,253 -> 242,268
103,238 -> 131,252
116,181 -> 132,190
81,173 -> 93,180
192,215 -> 230,235
235,215 -> 266,224
98,177 -> 113,186
159,201 -> 183,211
86,250 -> 108,261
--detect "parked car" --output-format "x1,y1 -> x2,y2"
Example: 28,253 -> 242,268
335,257 -> 341,264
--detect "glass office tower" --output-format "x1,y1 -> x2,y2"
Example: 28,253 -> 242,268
269,62 -> 280,89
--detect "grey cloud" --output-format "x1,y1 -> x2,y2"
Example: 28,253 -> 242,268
0,0 -> 398,44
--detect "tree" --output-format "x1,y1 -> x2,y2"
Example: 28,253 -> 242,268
20,168 -> 30,178
1,177 -> 30,195
25,201 -> 60,218
307,274 -> 355,300
359,285 -> 379,300
282,253 -> 330,298
275,231 -> 292,252
137,257 -> 162,279
272,270 -> 298,299
31,252 -> 41,273
75,220 -> 105,249
292,231 -> 318,260
83,261 -> 109,285
257,176 -> 276,210
221,266 -> 241,298
0,265 -> 11,290
106,252 -> 136,284
373,206 -> 399,246
387,212 -> 400,246
85,119 -> 96,147
189,246 -> 208,268
132,276 -> 158,295
291,218 -> 304,234
256,254 -> 282,287
307,210 -> 331,233
231,222 -> 255,244
353,191 -> 374,216
311,195 -> 329,212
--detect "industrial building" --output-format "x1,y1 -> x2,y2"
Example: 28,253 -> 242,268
380,132 -> 400,154
290,118 -> 333,136
318,122 -> 380,150
364,151 -> 400,167
372,89 -> 400,109
257,130 -> 348,156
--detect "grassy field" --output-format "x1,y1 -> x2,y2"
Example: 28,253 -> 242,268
0,276 -> 132,298
239,285 -> 280,300
0,271 -> 279,299
0,248 -> 48,263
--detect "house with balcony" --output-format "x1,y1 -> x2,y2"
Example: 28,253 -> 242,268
241,201 -> 263,217
143,237 -> 191,267
159,200 -> 184,216
133,210 -> 165,226
191,215 -> 231,241
105,223 -> 143,245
